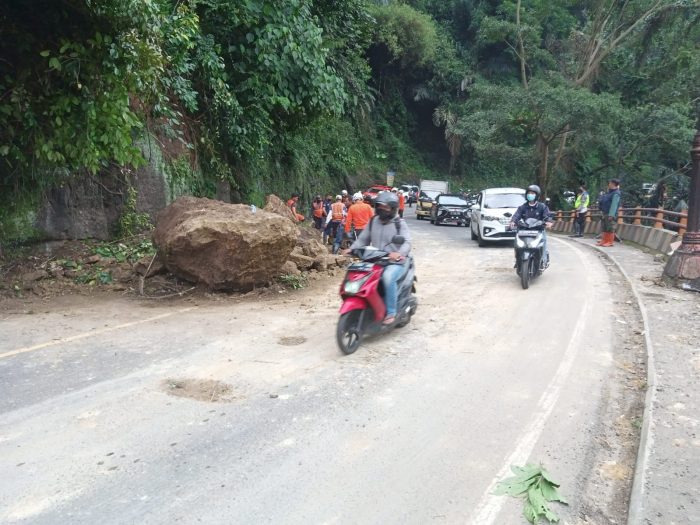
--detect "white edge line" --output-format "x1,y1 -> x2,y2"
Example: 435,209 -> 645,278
468,239 -> 593,524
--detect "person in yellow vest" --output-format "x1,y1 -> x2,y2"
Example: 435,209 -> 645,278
569,182 -> 590,238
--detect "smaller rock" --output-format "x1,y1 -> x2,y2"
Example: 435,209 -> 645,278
288,250 -> 314,271
134,254 -> 166,277
22,270 -> 48,282
279,260 -> 301,276
312,255 -> 328,272
300,238 -> 329,259
84,255 -> 101,264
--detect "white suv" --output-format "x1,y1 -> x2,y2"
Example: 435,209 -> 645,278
470,187 -> 526,246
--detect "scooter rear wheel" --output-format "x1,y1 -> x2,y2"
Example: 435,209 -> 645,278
337,310 -> 363,354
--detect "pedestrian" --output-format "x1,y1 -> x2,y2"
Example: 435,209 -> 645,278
322,194 -> 334,244
569,182 -> 589,238
311,194 -> 326,230
341,189 -> 350,208
597,178 -> 621,247
328,195 -> 346,253
397,189 -> 406,218
345,192 -> 374,240
287,193 -> 305,222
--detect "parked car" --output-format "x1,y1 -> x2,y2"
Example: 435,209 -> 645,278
470,187 -> 526,246
429,193 -> 471,226
362,185 -> 393,203
416,190 -> 441,220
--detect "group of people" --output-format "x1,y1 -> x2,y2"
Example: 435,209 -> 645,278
287,188 -> 408,254
566,179 -> 622,247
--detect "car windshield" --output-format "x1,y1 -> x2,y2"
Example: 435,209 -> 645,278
438,196 -> 467,206
483,193 -> 525,208
421,190 -> 440,200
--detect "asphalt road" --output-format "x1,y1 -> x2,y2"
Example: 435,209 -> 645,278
1,207 -> 621,524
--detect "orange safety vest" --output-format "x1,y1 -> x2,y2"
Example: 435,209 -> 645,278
398,193 -> 405,210
312,201 -> 326,218
331,201 -> 344,221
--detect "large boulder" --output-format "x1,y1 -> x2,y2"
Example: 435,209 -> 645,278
153,197 -> 299,290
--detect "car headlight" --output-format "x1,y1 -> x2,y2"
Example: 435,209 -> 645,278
482,215 -> 500,221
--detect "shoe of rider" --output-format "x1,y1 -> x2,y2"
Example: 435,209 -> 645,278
349,191 -> 412,323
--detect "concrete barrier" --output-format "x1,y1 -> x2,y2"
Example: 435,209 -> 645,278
552,220 -> 679,254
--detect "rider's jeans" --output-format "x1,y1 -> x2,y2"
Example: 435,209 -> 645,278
382,262 -> 408,317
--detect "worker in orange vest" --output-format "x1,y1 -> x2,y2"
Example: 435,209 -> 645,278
345,192 -> 374,240
287,193 -> 305,222
326,195 -> 346,252
311,194 -> 326,230
397,189 -> 406,218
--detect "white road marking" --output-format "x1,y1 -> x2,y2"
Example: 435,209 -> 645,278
0,307 -> 196,360
468,239 -> 593,524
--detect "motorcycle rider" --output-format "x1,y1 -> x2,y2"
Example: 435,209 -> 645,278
344,192 -> 412,325
509,185 -> 554,267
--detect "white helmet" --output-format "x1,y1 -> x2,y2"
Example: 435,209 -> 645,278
352,192 -> 363,201
391,187 -> 398,192
341,190 -> 348,196
335,194 -> 342,200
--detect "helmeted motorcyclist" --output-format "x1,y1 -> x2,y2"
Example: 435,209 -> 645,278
510,185 -> 554,267
344,192 -> 412,325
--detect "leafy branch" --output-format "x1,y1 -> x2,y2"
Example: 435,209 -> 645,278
494,464 -> 568,524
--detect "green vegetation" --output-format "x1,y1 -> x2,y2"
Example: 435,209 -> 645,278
495,464 -> 567,523
1,0 -> 697,239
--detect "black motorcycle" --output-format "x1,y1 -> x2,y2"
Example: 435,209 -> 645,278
514,218 -> 548,289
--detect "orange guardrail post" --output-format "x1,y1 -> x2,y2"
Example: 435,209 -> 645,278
633,206 -> 642,225
556,210 -> 563,221
654,208 -> 664,229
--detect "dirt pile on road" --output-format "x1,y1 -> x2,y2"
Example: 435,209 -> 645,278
153,196 -> 298,290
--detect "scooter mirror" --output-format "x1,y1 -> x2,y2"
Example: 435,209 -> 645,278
392,235 -> 405,246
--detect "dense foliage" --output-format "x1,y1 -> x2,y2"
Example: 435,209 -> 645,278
1,0 -> 698,239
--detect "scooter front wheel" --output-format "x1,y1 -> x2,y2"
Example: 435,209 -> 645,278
337,310 -> 363,354
521,258 -> 533,289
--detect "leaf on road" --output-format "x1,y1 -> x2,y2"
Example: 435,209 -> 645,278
493,463 -> 567,523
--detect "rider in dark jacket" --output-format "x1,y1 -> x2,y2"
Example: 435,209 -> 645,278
510,185 -> 554,266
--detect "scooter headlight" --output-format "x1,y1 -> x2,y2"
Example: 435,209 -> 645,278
343,275 -> 369,295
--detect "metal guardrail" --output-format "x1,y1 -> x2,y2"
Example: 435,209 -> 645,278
554,206 -> 689,236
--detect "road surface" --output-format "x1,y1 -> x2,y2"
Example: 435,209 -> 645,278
0,207 -> 640,524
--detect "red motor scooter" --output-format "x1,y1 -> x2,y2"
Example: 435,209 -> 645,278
337,238 -> 417,354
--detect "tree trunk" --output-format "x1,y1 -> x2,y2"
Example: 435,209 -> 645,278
536,134 -> 550,195
516,0 -> 528,89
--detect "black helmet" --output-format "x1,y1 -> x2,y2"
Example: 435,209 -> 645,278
526,185 -> 541,198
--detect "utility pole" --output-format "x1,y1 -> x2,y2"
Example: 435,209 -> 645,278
664,129 -> 700,282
